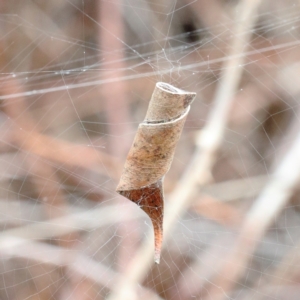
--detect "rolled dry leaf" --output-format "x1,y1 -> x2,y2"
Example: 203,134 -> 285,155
116,82 -> 196,263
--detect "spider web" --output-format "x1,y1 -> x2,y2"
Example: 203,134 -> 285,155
0,0 -> 300,299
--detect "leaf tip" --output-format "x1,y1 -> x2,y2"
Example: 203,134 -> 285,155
154,253 -> 160,264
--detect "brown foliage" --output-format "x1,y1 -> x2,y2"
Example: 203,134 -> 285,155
117,82 -> 196,263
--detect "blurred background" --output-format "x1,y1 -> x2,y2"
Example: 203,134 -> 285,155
0,0 -> 300,299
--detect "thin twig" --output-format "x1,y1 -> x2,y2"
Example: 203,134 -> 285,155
0,204 -> 144,246
201,175 -> 268,202
0,238 -> 164,300
206,120 -> 300,300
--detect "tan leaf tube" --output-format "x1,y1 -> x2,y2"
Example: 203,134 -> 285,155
116,82 -> 196,263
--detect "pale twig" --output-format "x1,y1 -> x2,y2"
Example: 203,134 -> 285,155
108,0 -> 261,299
0,204 -> 144,246
192,195 -> 242,227
206,120 -> 300,300
0,238 -> 164,300
201,175 -> 268,202
241,230 -> 300,300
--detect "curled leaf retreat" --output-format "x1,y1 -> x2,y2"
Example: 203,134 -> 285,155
116,82 -> 196,264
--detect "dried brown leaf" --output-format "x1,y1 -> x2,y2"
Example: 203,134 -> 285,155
116,82 -> 196,263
